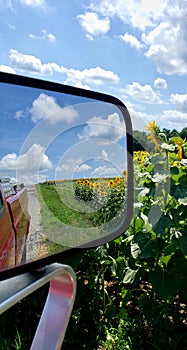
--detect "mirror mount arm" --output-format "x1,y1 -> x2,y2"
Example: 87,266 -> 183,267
0,263 -> 76,350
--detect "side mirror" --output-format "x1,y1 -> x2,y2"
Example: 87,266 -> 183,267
0,72 -> 133,280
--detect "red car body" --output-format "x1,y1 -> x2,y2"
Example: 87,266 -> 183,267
0,180 -> 30,271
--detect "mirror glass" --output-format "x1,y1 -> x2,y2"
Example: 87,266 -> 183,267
0,79 -> 129,272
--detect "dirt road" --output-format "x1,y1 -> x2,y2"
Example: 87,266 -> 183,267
26,185 -> 44,261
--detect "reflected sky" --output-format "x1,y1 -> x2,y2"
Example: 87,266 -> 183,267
0,82 -> 127,184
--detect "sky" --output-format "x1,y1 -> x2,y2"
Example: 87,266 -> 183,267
0,0 -> 187,183
0,77 -> 127,183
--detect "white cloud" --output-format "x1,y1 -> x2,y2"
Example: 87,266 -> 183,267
126,82 -> 162,104
95,150 -> 109,161
45,32 -> 56,43
29,29 -> 56,43
127,106 -> 155,131
89,0 -> 166,31
29,34 -> 39,40
9,49 -> 63,75
120,99 -> 156,130
100,150 -> 109,160
170,93 -> 187,112
19,144 -> 52,172
123,99 -> 187,132
64,66 -> 119,88
6,22 -> 15,30
15,109 -> 28,119
29,93 -> 78,124
0,153 -> 17,171
91,165 -> 118,177
144,23 -> 187,75
0,65 -> 16,74
19,0 -> 46,7
143,1 -> 187,75
56,158 -> 83,173
154,77 -> 167,89
0,143 -> 52,174
85,34 -> 94,41
161,110 -> 187,130
3,0 -> 14,11
77,12 -> 110,39
78,112 -> 125,142
119,32 -> 144,50
8,49 -> 119,88
91,0 -> 187,76
24,174 -> 48,184
75,163 -> 92,172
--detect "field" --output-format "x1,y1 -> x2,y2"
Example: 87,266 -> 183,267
0,123 -> 187,349
36,176 -> 127,249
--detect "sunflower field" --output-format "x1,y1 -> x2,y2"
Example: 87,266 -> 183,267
74,176 -> 127,226
62,122 -> 187,349
1,122 -> 187,350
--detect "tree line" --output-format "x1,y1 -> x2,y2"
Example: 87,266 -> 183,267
133,126 -> 187,152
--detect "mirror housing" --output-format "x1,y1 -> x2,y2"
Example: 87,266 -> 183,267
0,72 -> 133,280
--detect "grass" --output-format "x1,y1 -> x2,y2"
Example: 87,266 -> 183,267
36,182 -> 100,248
35,180 -> 126,249
37,182 -> 94,227
0,284 -> 48,350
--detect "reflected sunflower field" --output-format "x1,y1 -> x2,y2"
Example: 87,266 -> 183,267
73,176 -> 127,226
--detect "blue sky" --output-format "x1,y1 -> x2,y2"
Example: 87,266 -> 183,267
0,0 -> 187,183
1,0 -> 187,131
0,81 -> 127,183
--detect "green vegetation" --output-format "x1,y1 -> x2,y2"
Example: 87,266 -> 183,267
73,177 -> 127,226
34,177 -> 127,250
0,122 -> 187,349
37,182 -> 93,228
38,176 -> 127,229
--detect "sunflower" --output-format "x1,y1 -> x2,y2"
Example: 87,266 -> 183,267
115,176 -> 122,184
108,179 -> 115,187
122,170 -> 127,177
145,121 -> 161,152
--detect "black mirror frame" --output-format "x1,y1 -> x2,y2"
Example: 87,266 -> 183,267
0,71 -> 133,281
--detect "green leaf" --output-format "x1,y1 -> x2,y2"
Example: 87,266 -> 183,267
169,208 -> 180,227
178,235 -> 187,255
133,230 -> 163,259
152,173 -> 168,182
123,268 -> 138,284
139,239 -> 161,259
181,159 -> 187,167
109,256 -> 117,276
161,143 -> 175,151
149,266 -> 179,300
173,231 -> 187,255
131,243 -> 141,259
171,183 -> 187,198
134,231 -> 149,246
163,243 -> 177,256
170,166 -> 179,175
178,197 -> 187,206
159,254 -> 173,266
131,217 -> 144,234
148,204 -> 163,229
117,309 -> 128,320
153,212 -> 173,234
150,253 -> 187,300
105,305 -> 117,319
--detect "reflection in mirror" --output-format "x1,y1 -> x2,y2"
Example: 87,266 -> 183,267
0,79 -> 129,272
